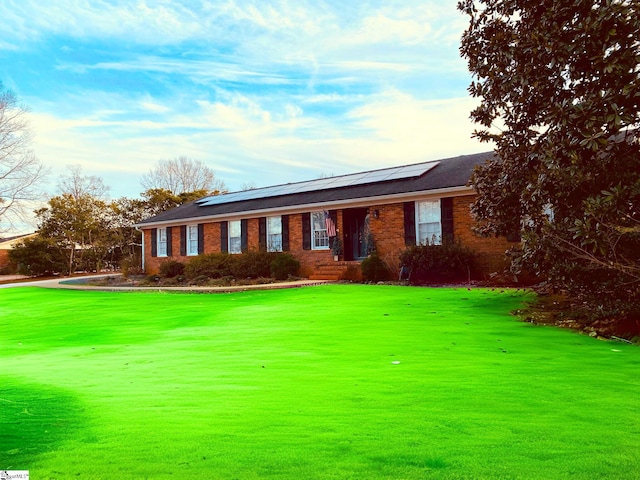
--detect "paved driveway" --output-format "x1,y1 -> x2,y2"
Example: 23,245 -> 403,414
0,274 -> 329,292
0,274 -> 116,288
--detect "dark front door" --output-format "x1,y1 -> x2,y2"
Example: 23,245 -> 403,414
343,208 -> 368,260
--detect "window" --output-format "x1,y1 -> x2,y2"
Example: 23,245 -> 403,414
311,211 -> 329,250
416,200 -> 441,245
229,220 -> 242,254
157,227 -> 168,256
187,225 -> 199,255
267,216 -> 282,252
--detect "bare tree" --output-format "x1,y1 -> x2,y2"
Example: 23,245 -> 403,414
57,164 -> 109,200
0,83 -> 49,231
140,156 -> 226,195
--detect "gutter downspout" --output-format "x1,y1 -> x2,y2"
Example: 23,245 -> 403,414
135,226 -> 145,272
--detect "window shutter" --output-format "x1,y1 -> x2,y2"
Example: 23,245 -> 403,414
198,224 -> 205,255
403,202 -> 416,246
220,221 -> 228,253
258,217 -> 267,251
281,215 -> 290,251
302,212 -> 311,250
180,226 -> 187,256
441,197 -> 454,243
241,219 -> 248,252
151,229 -> 158,257
166,227 -> 173,257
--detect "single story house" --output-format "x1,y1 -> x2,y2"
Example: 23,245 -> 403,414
134,152 -> 515,280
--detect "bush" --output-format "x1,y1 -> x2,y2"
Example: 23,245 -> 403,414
399,240 -> 476,284
159,260 -> 185,278
361,253 -> 390,282
188,275 -> 211,286
184,253 -> 233,279
120,255 -> 144,277
551,261 -> 640,333
270,253 -> 300,280
231,251 -> 274,279
8,236 -> 68,276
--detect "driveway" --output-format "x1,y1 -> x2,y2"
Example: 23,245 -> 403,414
0,274 -> 116,288
0,274 -> 329,292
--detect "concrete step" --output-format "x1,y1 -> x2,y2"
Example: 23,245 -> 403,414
309,274 -> 341,281
310,261 -> 361,281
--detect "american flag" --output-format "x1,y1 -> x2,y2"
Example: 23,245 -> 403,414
324,210 -> 337,237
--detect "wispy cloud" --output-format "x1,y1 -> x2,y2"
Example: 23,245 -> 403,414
0,0 -> 483,221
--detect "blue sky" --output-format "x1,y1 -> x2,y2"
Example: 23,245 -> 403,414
1,0 -> 487,205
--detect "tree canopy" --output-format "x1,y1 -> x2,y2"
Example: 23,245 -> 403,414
458,0 -> 640,324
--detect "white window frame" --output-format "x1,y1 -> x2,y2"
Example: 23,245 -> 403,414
311,211 -> 329,250
416,200 -> 442,245
187,224 -> 199,256
157,227 -> 168,257
228,220 -> 242,254
266,216 -> 282,252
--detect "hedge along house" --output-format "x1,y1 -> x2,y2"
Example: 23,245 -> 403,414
134,152 -> 515,280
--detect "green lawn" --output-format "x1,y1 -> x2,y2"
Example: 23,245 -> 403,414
1,285 -> 638,479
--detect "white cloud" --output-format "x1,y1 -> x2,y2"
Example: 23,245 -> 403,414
27,87 -> 488,198
350,13 -> 432,46
2,0 -> 483,230
0,0 -> 206,46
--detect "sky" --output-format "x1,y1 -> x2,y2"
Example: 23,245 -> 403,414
1,0 -> 489,220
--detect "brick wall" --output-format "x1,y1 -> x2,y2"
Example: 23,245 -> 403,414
287,213 -> 333,277
0,250 -> 9,270
203,223 -> 221,254
452,195 -> 513,277
367,204 -> 405,276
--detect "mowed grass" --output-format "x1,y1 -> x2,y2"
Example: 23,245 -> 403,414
1,285 -> 639,480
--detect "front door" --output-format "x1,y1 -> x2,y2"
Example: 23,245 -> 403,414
343,208 -> 368,260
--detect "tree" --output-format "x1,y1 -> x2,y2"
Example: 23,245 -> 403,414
0,82 -> 49,231
459,0 -> 640,325
57,164 -> 109,200
140,156 -> 226,196
140,188 -> 210,217
36,193 -> 113,275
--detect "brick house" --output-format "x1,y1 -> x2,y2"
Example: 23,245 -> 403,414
134,152 -> 514,280
0,233 -> 37,272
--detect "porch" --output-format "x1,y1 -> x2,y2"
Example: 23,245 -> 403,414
308,261 -> 362,281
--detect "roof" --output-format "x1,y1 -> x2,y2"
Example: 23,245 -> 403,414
136,151 -> 492,227
0,233 -> 37,249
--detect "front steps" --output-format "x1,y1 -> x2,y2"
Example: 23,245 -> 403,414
308,261 -> 362,281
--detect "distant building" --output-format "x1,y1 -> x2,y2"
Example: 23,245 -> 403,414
0,233 -> 36,272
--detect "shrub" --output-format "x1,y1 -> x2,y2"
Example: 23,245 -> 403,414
120,255 -> 144,277
8,236 -> 67,276
270,253 -> 300,280
188,275 -> 211,286
231,251 -> 274,279
159,260 -> 185,278
550,261 -> 640,333
184,253 -> 233,279
361,253 -> 390,282
399,240 -> 476,284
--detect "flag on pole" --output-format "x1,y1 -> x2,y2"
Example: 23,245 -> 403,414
324,210 -> 336,237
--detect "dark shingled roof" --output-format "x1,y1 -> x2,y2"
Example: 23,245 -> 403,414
136,151 -> 492,226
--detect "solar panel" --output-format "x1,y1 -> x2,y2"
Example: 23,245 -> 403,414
196,160 -> 439,207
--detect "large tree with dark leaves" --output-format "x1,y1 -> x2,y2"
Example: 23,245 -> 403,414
458,0 -> 640,328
